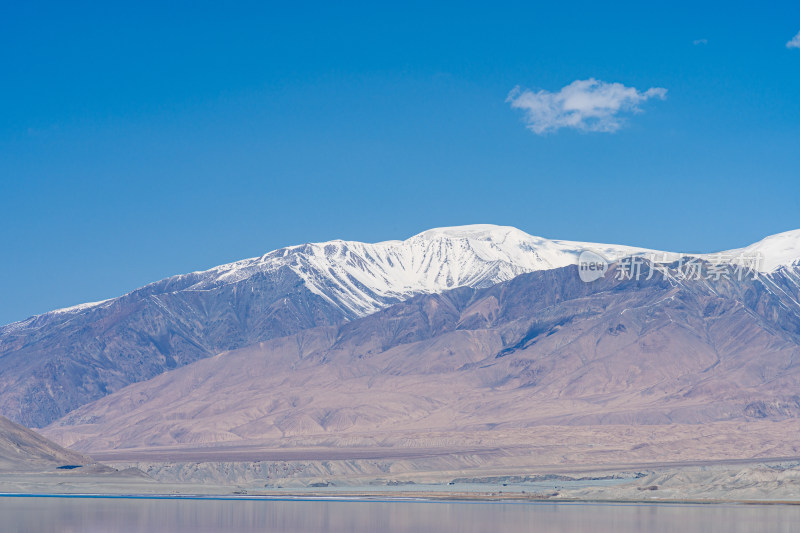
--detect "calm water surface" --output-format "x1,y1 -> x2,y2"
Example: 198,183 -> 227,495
2,496 -> 799,533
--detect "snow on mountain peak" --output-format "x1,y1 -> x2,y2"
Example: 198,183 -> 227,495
14,224 -> 800,326
413,224 -> 533,242
721,229 -> 800,272
193,224 -> 800,318
185,224 -> 656,318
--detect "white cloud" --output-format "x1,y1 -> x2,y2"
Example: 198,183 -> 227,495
788,31 -> 800,49
506,78 -> 667,134
693,39 -> 708,45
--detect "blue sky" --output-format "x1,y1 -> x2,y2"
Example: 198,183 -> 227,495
1,1 -> 799,324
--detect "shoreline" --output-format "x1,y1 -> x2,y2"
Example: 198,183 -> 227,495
3,491 -> 800,506
5,455 -> 800,504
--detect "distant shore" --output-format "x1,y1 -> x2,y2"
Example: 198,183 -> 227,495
3,491 -> 800,506
4,455 -> 800,504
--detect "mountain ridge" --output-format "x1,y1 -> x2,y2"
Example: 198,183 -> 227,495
2,224 -> 800,428
43,260 -> 800,452
8,225 -> 800,329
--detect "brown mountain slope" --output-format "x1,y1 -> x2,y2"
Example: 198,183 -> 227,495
0,415 -> 90,472
43,263 -> 800,453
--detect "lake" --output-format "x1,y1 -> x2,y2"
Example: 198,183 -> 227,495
2,496 -> 799,532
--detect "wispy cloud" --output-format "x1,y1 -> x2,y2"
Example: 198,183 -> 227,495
693,39 -> 708,45
506,78 -> 667,134
788,31 -> 800,49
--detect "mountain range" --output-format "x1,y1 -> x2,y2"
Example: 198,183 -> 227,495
43,259 -> 800,453
0,224 -> 660,427
2,224 -> 800,445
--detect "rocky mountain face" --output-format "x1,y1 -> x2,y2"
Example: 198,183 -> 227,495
0,266 -> 349,428
2,225 -> 799,430
0,225 -> 662,428
43,261 -> 800,452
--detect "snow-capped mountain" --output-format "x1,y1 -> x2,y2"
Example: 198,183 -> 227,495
5,224 -> 662,330
45,259 -> 800,453
1,224 -> 799,428
27,224 -> 800,326
716,229 -> 800,272
173,224 -> 667,318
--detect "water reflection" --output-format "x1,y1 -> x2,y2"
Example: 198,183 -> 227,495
2,497 -> 799,533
